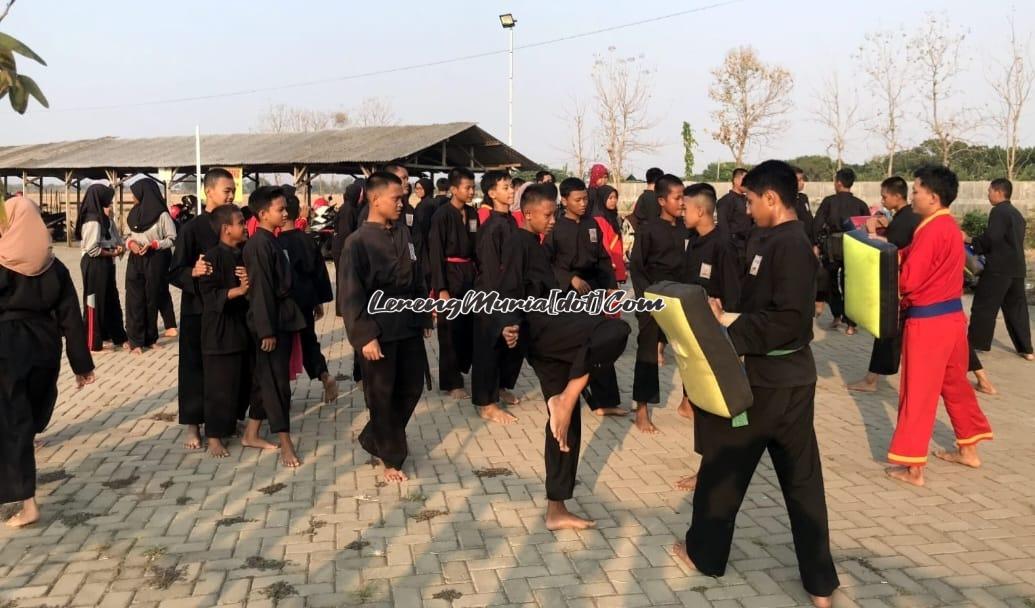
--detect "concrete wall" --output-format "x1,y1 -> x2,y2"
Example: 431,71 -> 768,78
615,181 -> 1035,218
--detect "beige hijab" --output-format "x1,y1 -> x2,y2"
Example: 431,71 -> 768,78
0,196 -> 55,276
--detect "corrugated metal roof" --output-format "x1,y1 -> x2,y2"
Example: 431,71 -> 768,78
0,123 -> 540,177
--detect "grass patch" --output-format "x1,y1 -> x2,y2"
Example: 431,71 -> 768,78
260,581 -> 297,602
102,475 -> 140,490
142,546 -> 167,561
257,483 -> 287,496
150,412 -> 176,422
175,496 -> 192,506
402,491 -> 427,503
242,556 -> 289,571
411,509 -> 448,522
147,565 -> 185,589
345,539 -> 370,551
304,517 -> 327,536
432,589 -> 463,602
159,480 -> 174,490
38,469 -> 73,484
59,512 -> 97,528
350,582 -> 379,603
473,467 -> 513,479
215,516 -> 256,527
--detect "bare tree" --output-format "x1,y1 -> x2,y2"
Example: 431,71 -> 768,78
989,18 -> 1034,179
591,47 -> 658,182
708,46 -> 793,166
909,14 -> 977,167
856,28 -> 910,176
812,72 -> 860,171
352,97 -> 398,127
255,104 -> 349,133
0,0 -> 15,23
560,100 -> 589,179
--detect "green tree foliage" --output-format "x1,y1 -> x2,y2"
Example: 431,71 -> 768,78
959,210 -> 988,238
681,122 -> 697,180
0,28 -> 48,114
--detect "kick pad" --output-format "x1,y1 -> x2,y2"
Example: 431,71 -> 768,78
646,281 -> 752,419
843,229 -> 899,339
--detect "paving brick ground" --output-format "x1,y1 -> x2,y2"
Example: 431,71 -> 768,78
1,245 -> 1034,608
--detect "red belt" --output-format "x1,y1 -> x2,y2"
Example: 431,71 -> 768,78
446,257 -> 472,263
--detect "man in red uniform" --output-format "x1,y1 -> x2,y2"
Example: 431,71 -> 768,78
886,165 -> 993,487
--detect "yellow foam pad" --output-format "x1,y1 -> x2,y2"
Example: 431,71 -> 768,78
843,229 -> 899,339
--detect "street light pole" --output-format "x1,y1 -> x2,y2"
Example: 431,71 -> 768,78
499,13 -> 517,147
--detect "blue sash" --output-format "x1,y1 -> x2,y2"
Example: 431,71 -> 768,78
903,299 -> 962,319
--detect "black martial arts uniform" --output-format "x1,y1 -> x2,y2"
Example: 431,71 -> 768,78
199,243 -> 252,439
1,261 -> 94,504
244,228 -> 306,434
716,190 -> 752,259
169,210 -> 218,427
279,229 -> 334,381
629,217 -> 688,404
334,181 -> 365,382
124,180 -> 177,349
76,185 -> 128,351
813,191 -> 869,326
968,201 -> 1032,355
544,214 -> 622,411
471,210 -> 525,407
428,201 -> 479,391
685,220 -> 838,598
629,189 -> 659,234
495,229 -> 631,501
867,206 -> 921,375
794,192 -> 815,243
340,222 -> 431,470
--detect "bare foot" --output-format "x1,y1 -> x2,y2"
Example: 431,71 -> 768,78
241,435 -> 278,450
384,467 -> 409,483
546,393 -> 577,453
164,328 -> 178,338
478,403 -> 517,425
886,465 -> 924,487
671,541 -> 697,571
5,498 -> 39,528
677,399 -> 694,420
499,389 -> 519,405
279,435 -> 302,468
446,388 -> 469,400
935,447 -> 981,469
320,373 -> 339,403
207,437 -> 230,458
634,406 -> 658,434
120,343 -> 131,352
546,501 -> 595,530
183,425 -> 202,450
845,326 -> 857,336
846,375 -> 878,393
675,474 -> 698,491
814,302 -> 825,318
151,342 -> 163,350
592,407 -> 629,417
130,347 -> 143,355
810,594 -> 833,608
974,370 -> 997,395
1022,353 -> 1035,361
657,343 -> 666,366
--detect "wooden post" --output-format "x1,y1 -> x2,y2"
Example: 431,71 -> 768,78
64,170 -> 73,246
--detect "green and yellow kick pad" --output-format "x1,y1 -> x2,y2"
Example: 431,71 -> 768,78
646,281 -> 753,419
843,229 -> 899,339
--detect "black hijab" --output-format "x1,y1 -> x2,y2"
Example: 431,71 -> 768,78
127,178 -> 167,232
75,184 -> 114,240
416,178 -> 434,205
592,184 -> 621,234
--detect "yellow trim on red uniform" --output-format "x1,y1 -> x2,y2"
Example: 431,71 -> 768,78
887,452 -> 929,465
913,208 -> 952,236
956,432 -> 994,446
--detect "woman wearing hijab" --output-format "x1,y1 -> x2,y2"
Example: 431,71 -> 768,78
124,178 -> 177,353
76,184 -> 129,352
1,197 -> 96,528
591,184 -> 627,283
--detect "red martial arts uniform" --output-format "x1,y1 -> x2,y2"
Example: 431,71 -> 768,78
888,209 -> 993,466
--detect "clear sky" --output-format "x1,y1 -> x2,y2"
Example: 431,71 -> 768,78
1,0 -> 1032,177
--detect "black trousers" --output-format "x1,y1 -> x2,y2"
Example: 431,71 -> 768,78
202,351 -> 251,439
632,312 -> 664,403
824,259 -> 855,327
249,331 -> 294,434
80,256 -> 127,350
357,335 -> 427,469
471,314 -> 525,406
0,365 -> 59,503
686,384 -> 839,598
299,308 -> 329,380
969,273 -> 1033,354
159,288 -> 177,330
868,335 -> 902,376
436,262 -> 475,390
528,315 -> 630,501
125,250 -> 171,348
177,314 -> 205,425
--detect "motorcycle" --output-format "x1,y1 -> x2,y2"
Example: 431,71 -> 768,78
41,211 -> 67,242
309,204 -> 338,260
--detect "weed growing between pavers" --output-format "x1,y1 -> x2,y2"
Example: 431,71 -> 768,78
257,482 -> 287,495
175,496 -> 191,505
350,582 -> 379,603
432,589 -> 463,601
159,480 -> 174,490
215,516 -> 257,527
147,565 -> 185,590
260,581 -> 297,602
242,556 -> 290,570
345,539 -> 370,551
854,557 -> 909,595
0,600 -> 18,608
37,469 -> 72,484
59,512 -> 97,527
691,586 -> 709,593
374,480 -> 387,488
102,474 -> 140,489
150,412 -> 176,422
143,546 -> 168,561
402,491 -> 427,503
411,509 -> 448,522
473,467 -> 513,478
303,517 -> 326,536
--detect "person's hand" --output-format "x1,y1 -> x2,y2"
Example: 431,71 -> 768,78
127,241 -> 142,255
424,328 -> 433,339
75,371 -> 96,389
812,245 -> 821,258
238,272 -> 250,293
439,290 -> 451,300
260,337 -> 276,352
865,216 -> 880,235
113,245 -> 125,257
502,325 -> 519,348
708,297 -> 724,322
362,338 -> 383,361
192,254 -> 213,277
571,276 -> 591,295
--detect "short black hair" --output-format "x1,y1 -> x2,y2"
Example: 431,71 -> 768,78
248,185 -> 286,215
481,170 -> 511,198
880,176 -> 908,200
382,163 -> 407,176
366,170 -> 403,193
742,160 -> 796,208
990,177 -> 1013,199
731,167 -> 748,181
792,166 -> 806,178
204,168 -> 234,190
449,167 -> 475,188
283,187 -> 301,220
520,184 -> 557,212
559,177 -> 587,199
835,167 -> 856,189
436,177 -> 449,192
683,183 -> 717,205
645,167 -> 664,185
210,203 -> 242,233
535,170 -> 554,182
654,174 -> 684,199
914,165 -> 959,206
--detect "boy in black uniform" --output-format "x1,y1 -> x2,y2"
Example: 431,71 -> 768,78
629,174 -> 687,434
243,186 -> 307,468
198,205 -> 252,458
428,168 -> 479,398
340,172 -> 432,483
495,185 -> 631,530
278,187 -> 338,403
545,177 -> 625,417
813,167 -> 869,334
716,168 -> 752,260
168,168 -> 236,450
672,161 -> 838,608
471,171 -> 523,425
